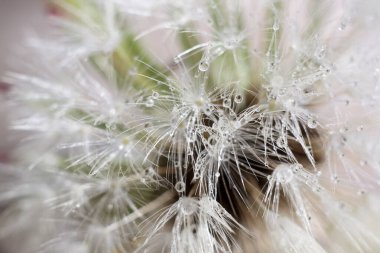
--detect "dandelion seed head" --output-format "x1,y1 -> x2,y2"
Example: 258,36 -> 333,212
2,0 -> 380,252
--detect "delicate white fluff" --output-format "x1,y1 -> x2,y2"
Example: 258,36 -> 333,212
142,196 -> 250,253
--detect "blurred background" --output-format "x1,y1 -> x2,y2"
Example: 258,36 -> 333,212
0,0 -> 46,75
0,0 -> 44,164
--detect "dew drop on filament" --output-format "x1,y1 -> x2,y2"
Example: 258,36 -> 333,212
307,117 -> 317,128
180,198 -> 197,215
272,21 -> 280,31
276,136 -> 286,148
204,105 -> 212,116
198,60 -> 209,72
235,94 -> 243,103
223,98 -> 232,107
174,56 -> 181,63
145,98 -> 154,107
175,181 -> 186,193
275,164 -> 294,183
152,91 -> 159,99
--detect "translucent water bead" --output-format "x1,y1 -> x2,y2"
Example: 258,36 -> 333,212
276,136 -> 286,148
175,181 -> 186,193
152,91 -> 159,99
180,197 -> 197,215
145,97 -> 154,107
272,22 -> 280,31
274,164 -> 294,184
307,117 -> 317,128
223,98 -> 232,108
198,60 -> 209,72
234,94 -> 243,103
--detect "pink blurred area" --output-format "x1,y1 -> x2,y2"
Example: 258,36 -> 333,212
0,0 -> 45,165
0,0 -> 46,75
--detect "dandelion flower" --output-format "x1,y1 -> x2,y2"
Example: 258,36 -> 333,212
1,0 -> 380,252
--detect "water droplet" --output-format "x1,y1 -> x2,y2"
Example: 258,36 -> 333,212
315,46 -> 326,59
152,91 -> 159,99
357,125 -> 364,132
272,21 -> 280,31
145,98 -> 154,107
187,132 -> 196,143
175,181 -> 186,193
332,175 -> 340,184
223,98 -> 231,107
198,60 -> 209,72
284,99 -> 296,108
174,56 -> 181,63
292,163 -> 303,173
145,166 -> 155,176
215,172 -> 220,177
218,206 -> 226,215
295,208 -> 306,217
276,136 -> 286,148
234,94 -> 243,103
180,199 -> 197,215
307,117 -> 317,128
275,164 -> 294,183
224,39 -> 238,50
311,185 -> 322,193
208,135 -> 217,146
204,104 -> 213,116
